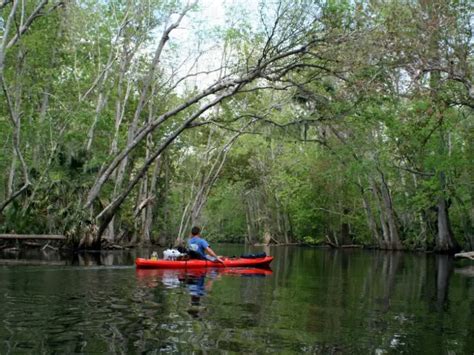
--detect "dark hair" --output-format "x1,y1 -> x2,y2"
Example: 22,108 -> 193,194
191,226 -> 201,236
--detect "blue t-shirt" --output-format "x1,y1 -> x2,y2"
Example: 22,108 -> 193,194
188,236 -> 209,259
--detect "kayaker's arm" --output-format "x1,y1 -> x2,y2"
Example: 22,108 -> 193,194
205,247 -> 224,263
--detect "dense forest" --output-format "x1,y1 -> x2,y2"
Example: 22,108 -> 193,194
0,0 -> 472,252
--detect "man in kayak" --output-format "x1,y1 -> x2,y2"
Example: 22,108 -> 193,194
188,226 -> 224,263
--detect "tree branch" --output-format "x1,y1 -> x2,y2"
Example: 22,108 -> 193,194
85,31 -> 331,208
0,183 -> 30,214
6,0 -> 62,49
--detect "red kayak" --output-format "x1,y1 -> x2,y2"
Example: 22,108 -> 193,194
135,256 -> 273,269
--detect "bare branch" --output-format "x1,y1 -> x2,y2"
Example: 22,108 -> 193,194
0,75 -> 17,127
134,196 -> 155,217
258,0 -> 282,64
0,0 -> 19,72
79,10 -> 130,101
392,164 -> 434,177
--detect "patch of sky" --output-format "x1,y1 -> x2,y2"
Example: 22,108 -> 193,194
153,0 -> 261,93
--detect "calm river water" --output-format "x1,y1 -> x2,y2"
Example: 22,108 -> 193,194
0,245 -> 473,354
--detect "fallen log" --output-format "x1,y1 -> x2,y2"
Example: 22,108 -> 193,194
0,234 -> 66,240
454,251 -> 474,260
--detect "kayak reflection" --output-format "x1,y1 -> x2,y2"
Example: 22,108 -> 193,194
136,267 -> 273,288
136,268 -> 272,318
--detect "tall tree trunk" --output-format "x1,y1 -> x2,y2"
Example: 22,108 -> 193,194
33,87 -> 50,164
263,223 -> 272,245
421,0 -> 460,253
281,211 -> 290,244
245,202 -> 254,244
0,50 -> 30,213
137,102 -> 162,245
360,184 -> 381,246
180,121 -> 248,235
137,167 -> 149,243
340,207 -> 351,245
156,153 -> 171,246
143,156 -> 162,244
97,6 -> 193,240
86,84 -> 109,152
433,118 -> 459,253
435,172 -> 460,253
136,87 -> 160,245
372,180 -> 390,249
379,176 -> 402,250
84,13 -> 131,152
7,152 -> 17,199
412,173 -> 429,249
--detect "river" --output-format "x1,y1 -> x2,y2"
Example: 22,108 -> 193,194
0,245 -> 473,353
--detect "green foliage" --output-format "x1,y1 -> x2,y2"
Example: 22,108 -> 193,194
0,0 -> 471,251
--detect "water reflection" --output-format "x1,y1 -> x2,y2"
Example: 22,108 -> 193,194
136,268 -> 273,289
0,249 -> 139,267
454,265 -> 474,277
1,246 -> 473,353
136,267 -> 272,319
435,255 -> 454,311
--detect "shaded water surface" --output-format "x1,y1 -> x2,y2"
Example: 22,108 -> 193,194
0,246 -> 473,353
